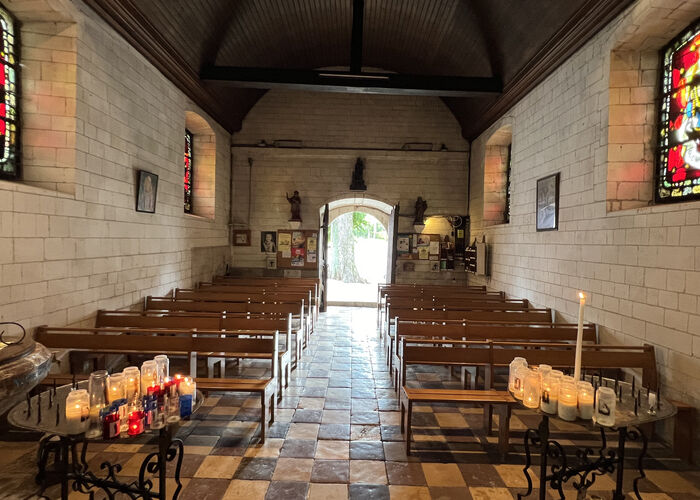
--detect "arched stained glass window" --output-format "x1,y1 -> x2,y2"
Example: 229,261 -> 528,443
184,129 -> 193,213
657,20 -> 700,202
0,7 -> 18,180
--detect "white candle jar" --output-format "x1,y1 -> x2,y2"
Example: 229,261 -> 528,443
141,360 -> 158,394
513,364 -> 529,400
65,389 -> 89,434
523,369 -> 541,409
558,382 -> 578,421
123,366 -> 140,403
154,355 -> 169,384
595,386 -> 616,426
108,373 -> 126,403
538,364 -> 552,382
577,381 -> 594,420
540,373 -> 559,414
509,357 -> 527,393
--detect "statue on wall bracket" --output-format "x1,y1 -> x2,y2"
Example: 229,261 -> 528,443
286,191 -> 302,221
349,157 -> 367,191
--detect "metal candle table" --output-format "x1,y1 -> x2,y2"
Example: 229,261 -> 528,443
8,381 -> 204,500
515,379 -> 676,500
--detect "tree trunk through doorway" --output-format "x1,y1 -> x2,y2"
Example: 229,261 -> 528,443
329,213 -> 366,283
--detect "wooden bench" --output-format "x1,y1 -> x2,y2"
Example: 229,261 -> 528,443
94,311 -> 295,395
144,296 -> 310,346
399,387 -> 516,458
35,326 -> 279,442
385,309 -> 554,368
399,339 -> 659,457
392,321 -> 597,389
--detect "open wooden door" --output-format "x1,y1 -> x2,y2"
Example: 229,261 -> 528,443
386,203 -> 399,284
319,203 -> 329,312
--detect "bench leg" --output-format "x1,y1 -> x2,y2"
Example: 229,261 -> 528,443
405,401 -> 413,456
483,404 -> 493,436
497,405 -> 511,460
400,399 -> 405,434
269,392 -> 276,424
285,363 -> 290,389
260,392 -> 266,444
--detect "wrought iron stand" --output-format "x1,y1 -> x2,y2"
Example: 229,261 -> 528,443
517,415 -> 648,500
36,424 -> 184,500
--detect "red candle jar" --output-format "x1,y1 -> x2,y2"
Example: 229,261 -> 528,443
102,411 -> 120,439
128,411 -> 145,436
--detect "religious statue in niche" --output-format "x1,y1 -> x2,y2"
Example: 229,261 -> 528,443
286,191 -> 302,221
349,157 -> 367,191
414,196 -> 427,225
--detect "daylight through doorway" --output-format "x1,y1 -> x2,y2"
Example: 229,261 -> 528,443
327,211 -> 388,305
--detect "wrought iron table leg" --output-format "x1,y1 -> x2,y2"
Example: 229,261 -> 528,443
538,417 -> 550,500
629,426 -> 648,500
613,426 -> 627,500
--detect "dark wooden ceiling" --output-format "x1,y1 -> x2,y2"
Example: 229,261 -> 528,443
85,0 -> 635,139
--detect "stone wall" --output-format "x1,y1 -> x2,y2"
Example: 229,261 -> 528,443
231,90 -> 471,285
468,0 -> 700,445
0,0 -> 231,329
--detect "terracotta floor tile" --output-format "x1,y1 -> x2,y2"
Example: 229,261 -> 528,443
646,470 -> 700,494
388,485 -> 432,500
421,463 -> 467,487
194,455 -> 241,479
264,480 -> 309,500
349,484 -> 390,500
351,424 -> 382,440
244,438 -> 285,458
308,483 -> 348,500
322,409 -> 351,424
287,423 -> 319,440
386,461 -> 427,485
434,412 -> 467,428
223,479 -> 270,499
316,440 -> 350,459
350,460 -> 388,484
310,459 -> 350,483
469,487 -> 514,499
272,457 -> 314,481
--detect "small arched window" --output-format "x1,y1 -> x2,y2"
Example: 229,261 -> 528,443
184,128 -> 193,213
657,20 -> 700,202
0,6 -> 18,180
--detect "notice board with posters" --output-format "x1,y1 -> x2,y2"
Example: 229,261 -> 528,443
276,229 -> 318,269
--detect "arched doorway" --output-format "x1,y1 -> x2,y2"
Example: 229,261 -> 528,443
318,196 -> 396,307
327,211 -> 388,305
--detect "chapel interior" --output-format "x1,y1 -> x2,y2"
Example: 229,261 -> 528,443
1,0 -> 700,499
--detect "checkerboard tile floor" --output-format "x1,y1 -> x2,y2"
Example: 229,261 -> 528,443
0,306 -> 699,499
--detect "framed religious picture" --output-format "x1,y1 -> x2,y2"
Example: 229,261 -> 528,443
261,231 -> 277,253
536,173 -> 559,231
136,170 -> 158,213
396,234 -> 411,258
233,229 -> 251,246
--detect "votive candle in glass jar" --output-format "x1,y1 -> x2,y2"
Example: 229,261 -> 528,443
107,373 -> 126,403
538,364 -> 552,382
154,355 -> 169,384
87,370 -> 109,438
123,366 -> 140,402
513,363 -> 529,400
558,382 -> 578,421
594,386 -> 616,426
540,373 -> 560,414
577,381 -> 595,420
509,357 -> 527,393
141,360 -> 158,395
523,369 -> 541,409
128,411 -> 145,436
65,389 -> 89,434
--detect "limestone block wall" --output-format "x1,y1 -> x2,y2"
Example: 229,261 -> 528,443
231,90 -> 470,285
468,0 -> 700,445
0,0 -> 231,329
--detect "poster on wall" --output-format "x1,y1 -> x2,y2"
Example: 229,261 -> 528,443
307,236 -> 317,252
429,240 -> 440,255
292,231 -> 306,248
417,234 -> 431,246
291,256 -> 305,267
418,247 -> 429,260
397,234 -> 411,258
276,229 -> 318,269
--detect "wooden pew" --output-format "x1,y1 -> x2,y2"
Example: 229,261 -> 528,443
94,311 -> 295,395
392,320 -> 596,389
35,326 -> 279,442
384,308 -> 553,365
398,338 -> 658,457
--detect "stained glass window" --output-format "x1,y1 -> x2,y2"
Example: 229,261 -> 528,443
0,7 -> 18,180
657,20 -> 700,202
184,129 -> 193,213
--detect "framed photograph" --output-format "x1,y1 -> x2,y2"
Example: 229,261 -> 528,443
261,231 -> 277,253
536,173 -> 559,231
136,170 -> 158,213
417,234 -> 431,246
397,233 -> 412,258
266,255 -> 277,269
233,229 -> 251,246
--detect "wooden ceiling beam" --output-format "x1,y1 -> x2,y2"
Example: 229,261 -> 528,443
201,66 -> 502,97
350,0 -> 364,73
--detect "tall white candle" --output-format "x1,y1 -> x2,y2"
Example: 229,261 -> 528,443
574,292 -> 586,382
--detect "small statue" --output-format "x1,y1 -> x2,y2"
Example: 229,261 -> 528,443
350,157 -> 367,191
286,191 -> 302,221
414,196 -> 427,225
